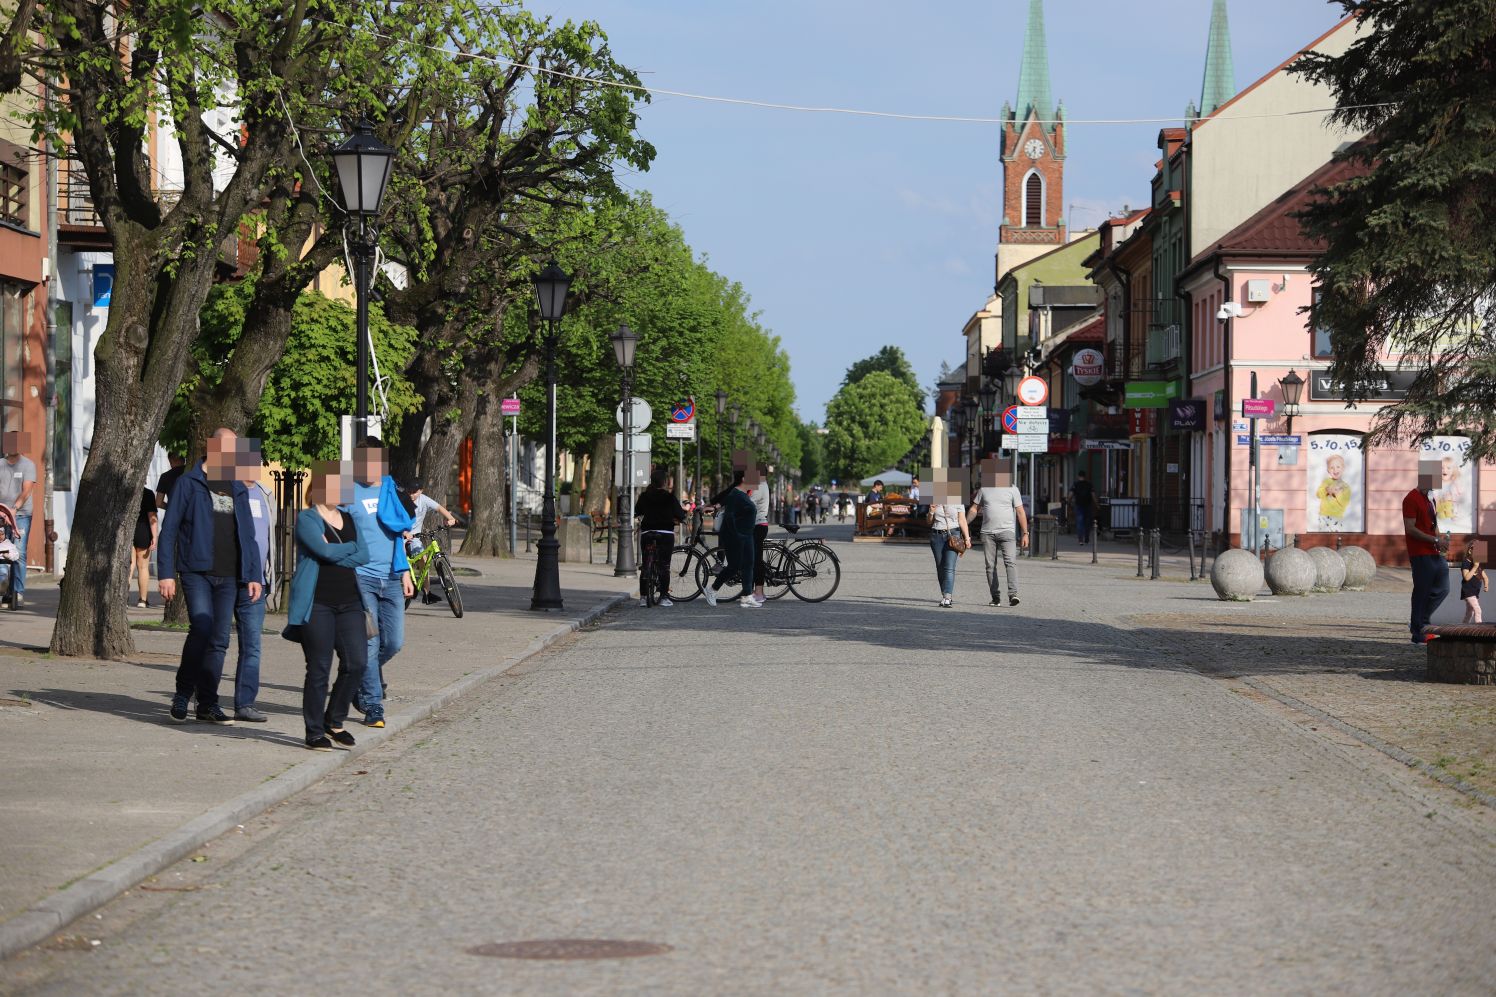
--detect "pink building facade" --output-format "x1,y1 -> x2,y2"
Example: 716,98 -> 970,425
1181,159 -> 1494,566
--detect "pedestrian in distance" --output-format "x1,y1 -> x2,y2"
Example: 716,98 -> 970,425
0,430 -> 37,609
157,428 -> 265,724
925,468 -> 971,608
749,464 -> 771,604
155,451 -> 186,512
283,460 -> 370,751
968,457 -> 1029,608
1460,537 -> 1487,624
1069,471 -> 1096,545
230,442 -> 275,722
129,484 -> 159,608
1402,462 -> 1450,644
405,479 -> 458,605
705,466 -> 757,607
348,437 -> 415,728
635,466 -> 688,607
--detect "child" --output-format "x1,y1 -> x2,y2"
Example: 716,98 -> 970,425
1435,455 -> 1467,525
1460,538 -> 1488,624
1314,454 -> 1352,530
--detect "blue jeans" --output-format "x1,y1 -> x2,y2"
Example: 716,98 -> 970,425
1410,554 -> 1451,640
7,512 -> 29,597
176,572 -> 238,709
355,573 -> 405,720
929,532 -> 958,596
234,588 -> 266,709
1075,506 -> 1093,543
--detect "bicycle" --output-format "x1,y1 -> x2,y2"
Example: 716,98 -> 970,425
405,526 -> 463,618
664,510 -> 715,603
638,528 -> 675,607
689,521 -> 842,603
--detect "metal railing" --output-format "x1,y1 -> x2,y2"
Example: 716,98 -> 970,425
1145,323 -> 1182,365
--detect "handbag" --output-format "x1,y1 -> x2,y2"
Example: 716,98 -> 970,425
364,611 -> 379,640
947,533 -> 969,555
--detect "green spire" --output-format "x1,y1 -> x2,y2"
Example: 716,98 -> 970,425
1015,0 -> 1054,129
1198,0 -> 1236,117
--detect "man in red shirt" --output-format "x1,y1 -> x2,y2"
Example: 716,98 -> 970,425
1403,465 -> 1450,643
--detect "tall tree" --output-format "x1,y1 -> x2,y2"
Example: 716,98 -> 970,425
824,371 -> 926,482
842,345 -> 926,409
21,0 -> 404,657
1291,0 -> 1496,460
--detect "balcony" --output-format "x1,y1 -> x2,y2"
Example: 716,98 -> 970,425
1146,323 -> 1182,366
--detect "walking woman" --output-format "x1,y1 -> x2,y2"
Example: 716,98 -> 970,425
284,461 -> 370,751
929,493 -> 972,608
750,467 -> 771,605
129,486 -> 159,607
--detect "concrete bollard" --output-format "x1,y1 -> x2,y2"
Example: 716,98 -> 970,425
1211,547 -> 1265,602
1265,546 -> 1316,596
1339,545 -> 1377,591
1307,546 -> 1347,592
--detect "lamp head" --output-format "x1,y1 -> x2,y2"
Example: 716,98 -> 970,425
330,119 -> 395,216
610,323 -> 639,370
532,261 -> 572,322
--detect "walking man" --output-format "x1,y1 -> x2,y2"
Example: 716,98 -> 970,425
0,430 -> 36,609
1069,470 -> 1095,544
349,438 -> 415,728
968,458 -> 1029,607
157,428 -> 265,723
1403,463 -> 1450,644
231,444 -> 274,722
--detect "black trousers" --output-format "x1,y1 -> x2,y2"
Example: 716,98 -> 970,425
641,532 -> 675,597
301,600 -> 368,739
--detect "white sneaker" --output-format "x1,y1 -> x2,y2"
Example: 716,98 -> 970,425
740,597 -> 761,608
658,598 -> 674,607
639,597 -> 649,608
704,587 -> 718,607
750,595 -> 766,607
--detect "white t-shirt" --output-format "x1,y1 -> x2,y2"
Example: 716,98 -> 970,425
751,481 -> 770,526
931,503 -> 963,532
412,493 -> 441,525
1,455 -> 36,515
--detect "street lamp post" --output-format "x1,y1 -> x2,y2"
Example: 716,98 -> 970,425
611,323 -> 640,577
714,390 -> 728,492
529,261 -> 572,611
1278,368 -> 1304,436
330,119 -> 395,443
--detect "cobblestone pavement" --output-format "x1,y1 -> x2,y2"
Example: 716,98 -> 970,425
6,532 -> 1496,994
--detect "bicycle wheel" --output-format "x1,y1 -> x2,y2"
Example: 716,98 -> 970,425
694,546 -> 730,596
760,541 -> 791,600
435,556 -> 464,618
670,546 -> 704,602
641,548 -> 659,607
787,542 -> 841,603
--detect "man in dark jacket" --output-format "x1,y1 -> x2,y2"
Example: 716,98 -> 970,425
157,429 -> 265,724
705,470 -> 758,607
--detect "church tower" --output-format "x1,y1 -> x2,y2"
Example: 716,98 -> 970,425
996,0 -> 1065,284
1188,0 -> 1237,121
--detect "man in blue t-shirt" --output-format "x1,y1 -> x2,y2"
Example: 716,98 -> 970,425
348,437 -> 414,727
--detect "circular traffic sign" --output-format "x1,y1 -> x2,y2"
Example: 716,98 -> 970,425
1017,375 -> 1049,407
670,397 -> 695,423
1002,405 -> 1020,434
615,398 -> 653,431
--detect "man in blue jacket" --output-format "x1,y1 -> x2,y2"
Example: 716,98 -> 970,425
349,437 -> 414,728
157,429 -> 265,724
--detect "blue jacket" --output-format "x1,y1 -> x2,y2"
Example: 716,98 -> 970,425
285,507 -> 370,627
355,474 -> 416,576
157,465 -> 264,584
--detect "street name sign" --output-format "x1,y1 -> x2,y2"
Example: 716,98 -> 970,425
500,397 -> 521,416
1236,434 -> 1302,447
1241,397 -> 1275,418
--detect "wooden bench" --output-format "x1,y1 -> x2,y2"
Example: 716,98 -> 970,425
1425,624 -> 1496,685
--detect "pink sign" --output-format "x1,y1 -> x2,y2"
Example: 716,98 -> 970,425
1242,398 -> 1275,418
501,398 -> 522,416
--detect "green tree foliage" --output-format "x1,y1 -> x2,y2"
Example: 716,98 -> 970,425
1291,0 -> 1496,459
165,285 -> 420,468
824,371 -> 927,482
797,421 -> 826,486
841,345 -> 926,410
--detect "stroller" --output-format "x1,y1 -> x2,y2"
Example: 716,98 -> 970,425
0,502 -> 18,603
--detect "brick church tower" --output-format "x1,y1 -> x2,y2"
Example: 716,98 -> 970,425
996,0 -> 1065,282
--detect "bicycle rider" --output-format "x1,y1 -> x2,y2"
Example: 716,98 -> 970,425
405,480 -> 458,605
635,466 -> 688,607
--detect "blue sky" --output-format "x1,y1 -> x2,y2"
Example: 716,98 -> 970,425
524,0 -> 1347,421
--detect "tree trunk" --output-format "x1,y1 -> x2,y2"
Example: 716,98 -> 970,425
460,390 -> 509,557
416,374 -> 477,509
53,226 -> 219,657
584,434 -> 614,520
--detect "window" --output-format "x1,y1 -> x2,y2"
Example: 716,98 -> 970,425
0,143 -> 27,229
0,283 -> 22,433
1023,171 -> 1044,227
1311,288 -> 1333,358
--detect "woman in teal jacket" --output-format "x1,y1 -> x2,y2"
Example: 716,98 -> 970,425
285,462 -> 370,751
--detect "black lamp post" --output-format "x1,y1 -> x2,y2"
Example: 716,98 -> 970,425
611,323 -> 640,577
1278,368 -> 1304,435
529,260 -> 572,611
714,389 -> 728,491
330,119 -> 395,442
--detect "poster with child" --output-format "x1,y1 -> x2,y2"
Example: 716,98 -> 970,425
1421,436 -> 1475,535
1305,434 -> 1364,532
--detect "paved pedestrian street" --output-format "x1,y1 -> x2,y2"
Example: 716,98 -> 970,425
6,535 -> 1496,994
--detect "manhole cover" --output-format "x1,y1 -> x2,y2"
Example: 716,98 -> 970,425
465,939 -> 671,960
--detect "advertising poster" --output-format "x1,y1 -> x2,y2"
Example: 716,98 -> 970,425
1422,436 -> 1477,535
1305,434 -> 1364,532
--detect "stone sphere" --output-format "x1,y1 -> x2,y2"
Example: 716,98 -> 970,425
1266,546 -> 1316,596
1308,546 -> 1347,592
1211,548 -> 1265,602
1339,545 -> 1377,590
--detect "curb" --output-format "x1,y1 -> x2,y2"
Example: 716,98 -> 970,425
0,591 -> 629,961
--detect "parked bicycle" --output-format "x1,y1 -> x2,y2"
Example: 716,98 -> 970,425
669,512 -> 841,603
406,526 -> 463,618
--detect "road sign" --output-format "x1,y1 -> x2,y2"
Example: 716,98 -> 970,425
1084,438 -> 1133,451
1241,397 -> 1275,418
1002,405 -> 1020,433
665,423 -> 697,441
614,432 -> 651,453
669,398 -> 695,423
1237,434 -> 1302,447
1001,433 -> 1049,453
1017,376 -> 1049,407
500,397 -> 521,417
615,398 -> 652,431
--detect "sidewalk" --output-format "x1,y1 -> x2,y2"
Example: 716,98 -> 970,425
0,550 -> 633,956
